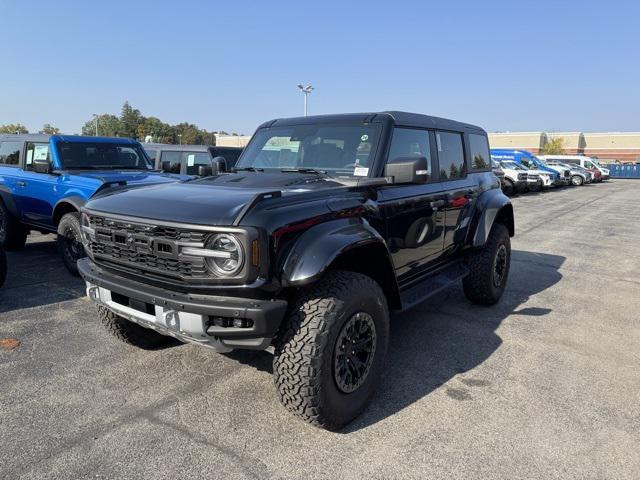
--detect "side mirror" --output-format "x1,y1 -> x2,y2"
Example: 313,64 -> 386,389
33,158 -> 52,174
384,156 -> 429,184
212,156 -> 227,173
161,161 -> 171,172
198,165 -> 213,177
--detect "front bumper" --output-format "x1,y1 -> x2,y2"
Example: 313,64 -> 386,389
514,180 -> 528,192
78,258 -> 288,352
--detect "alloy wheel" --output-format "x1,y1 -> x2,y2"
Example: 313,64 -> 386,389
333,312 -> 377,393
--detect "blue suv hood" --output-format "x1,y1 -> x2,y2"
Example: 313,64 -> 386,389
73,170 -> 187,184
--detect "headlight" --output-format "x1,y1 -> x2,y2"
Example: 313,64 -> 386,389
204,233 -> 244,276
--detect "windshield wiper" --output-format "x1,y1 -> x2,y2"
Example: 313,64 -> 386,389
280,168 -> 328,175
234,166 -> 264,172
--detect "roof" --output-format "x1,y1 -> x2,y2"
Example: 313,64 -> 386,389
261,111 -> 485,134
142,143 -> 211,151
0,134 -> 140,144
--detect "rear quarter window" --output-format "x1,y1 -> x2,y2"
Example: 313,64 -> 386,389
468,134 -> 491,171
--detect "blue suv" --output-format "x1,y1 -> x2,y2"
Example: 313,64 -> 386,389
0,134 -> 187,274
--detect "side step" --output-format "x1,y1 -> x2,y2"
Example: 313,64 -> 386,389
399,262 -> 470,311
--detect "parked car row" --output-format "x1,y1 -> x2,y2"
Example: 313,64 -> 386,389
490,149 -> 609,196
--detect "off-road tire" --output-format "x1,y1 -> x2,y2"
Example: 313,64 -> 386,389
273,270 -> 389,431
0,247 -> 6,288
502,178 -> 515,196
98,306 -> 175,349
0,201 -> 27,250
571,175 -> 584,186
463,223 -> 511,306
56,212 -> 86,276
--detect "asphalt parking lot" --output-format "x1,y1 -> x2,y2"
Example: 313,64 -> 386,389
1,180 -> 639,479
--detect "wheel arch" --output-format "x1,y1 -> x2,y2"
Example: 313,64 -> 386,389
0,186 -> 19,217
53,196 -> 85,226
281,218 -> 401,310
471,189 -> 514,247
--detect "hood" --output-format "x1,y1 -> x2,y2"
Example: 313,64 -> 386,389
73,170 -> 187,185
85,171 -> 348,225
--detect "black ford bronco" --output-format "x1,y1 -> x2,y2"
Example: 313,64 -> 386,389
78,112 -> 514,430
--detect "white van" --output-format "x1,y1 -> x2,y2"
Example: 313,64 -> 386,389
538,155 -> 610,180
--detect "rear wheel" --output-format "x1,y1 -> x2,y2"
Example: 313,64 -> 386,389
56,212 -> 86,276
0,202 -> 27,251
463,223 -> 511,305
98,306 -> 176,349
571,175 -> 584,186
273,270 -> 389,430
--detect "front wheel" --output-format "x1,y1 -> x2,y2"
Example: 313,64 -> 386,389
463,223 -> 511,305
502,178 -> 515,196
571,175 -> 584,186
273,270 -> 389,430
56,212 -> 86,276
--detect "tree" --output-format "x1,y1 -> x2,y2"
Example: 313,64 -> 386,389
120,101 -> 144,138
41,124 -> 60,135
541,137 -> 565,155
0,123 -> 28,134
81,114 -> 122,137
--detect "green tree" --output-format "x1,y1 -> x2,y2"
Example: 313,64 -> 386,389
139,117 -> 173,143
0,123 -> 29,134
120,101 -> 145,138
81,114 -> 123,137
541,137 -> 565,155
41,123 -> 60,135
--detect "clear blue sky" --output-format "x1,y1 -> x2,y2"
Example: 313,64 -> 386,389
1,0 -> 638,135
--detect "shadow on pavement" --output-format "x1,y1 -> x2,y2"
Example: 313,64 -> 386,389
0,235 -> 85,314
341,249 -> 565,432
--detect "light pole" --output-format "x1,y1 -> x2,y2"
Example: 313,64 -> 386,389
92,114 -> 98,136
297,84 -> 314,116
178,134 -> 182,145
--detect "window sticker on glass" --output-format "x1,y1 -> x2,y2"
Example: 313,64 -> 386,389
26,150 -> 34,165
187,154 -> 195,167
354,166 -> 369,176
34,145 -> 49,161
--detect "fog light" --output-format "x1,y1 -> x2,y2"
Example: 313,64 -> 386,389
88,286 -> 100,301
233,318 -> 254,328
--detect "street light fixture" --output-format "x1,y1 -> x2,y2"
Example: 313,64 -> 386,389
297,84 -> 314,116
92,114 -> 98,136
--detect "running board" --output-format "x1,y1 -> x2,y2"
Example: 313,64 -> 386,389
399,262 -> 470,311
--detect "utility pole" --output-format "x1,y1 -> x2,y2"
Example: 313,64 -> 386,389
297,84 -> 314,116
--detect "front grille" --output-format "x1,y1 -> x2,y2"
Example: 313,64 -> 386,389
528,174 -> 540,180
87,215 -> 210,280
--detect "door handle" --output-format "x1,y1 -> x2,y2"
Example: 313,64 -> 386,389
430,199 -> 446,208
17,181 -> 27,187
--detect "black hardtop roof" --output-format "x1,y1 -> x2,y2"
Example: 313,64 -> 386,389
259,111 -> 486,134
142,143 -> 212,151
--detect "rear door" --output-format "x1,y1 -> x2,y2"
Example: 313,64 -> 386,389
378,128 -> 447,285
0,140 -> 24,217
438,131 -> 482,253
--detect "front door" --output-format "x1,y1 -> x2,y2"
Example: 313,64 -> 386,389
378,128 -> 446,286
15,142 -> 59,227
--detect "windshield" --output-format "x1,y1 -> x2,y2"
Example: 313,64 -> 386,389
56,142 -> 153,170
236,124 -> 380,176
501,160 -> 524,170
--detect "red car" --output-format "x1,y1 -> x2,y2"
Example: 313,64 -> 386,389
588,168 -> 603,182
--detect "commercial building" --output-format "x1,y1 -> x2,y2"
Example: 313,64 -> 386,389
215,134 -> 251,147
489,132 -> 640,163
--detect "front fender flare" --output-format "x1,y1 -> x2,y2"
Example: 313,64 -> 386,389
471,189 -> 514,247
281,218 -> 389,286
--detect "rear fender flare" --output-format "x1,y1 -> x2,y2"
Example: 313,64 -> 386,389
471,189 -> 514,247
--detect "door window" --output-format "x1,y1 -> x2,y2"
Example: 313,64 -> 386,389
468,134 -> 490,171
25,142 -> 51,171
184,152 -> 213,175
159,151 -> 182,173
436,132 -> 465,179
387,128 -> 432,174
0,141 -> 22,166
